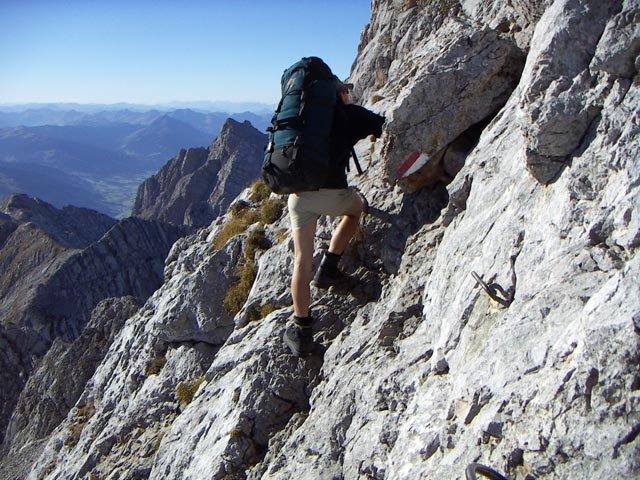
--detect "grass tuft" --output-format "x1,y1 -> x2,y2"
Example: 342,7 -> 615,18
260,198 -> 285,225
176,377 -> 206,406
215,180 -> 285,316
212,208 -> 261,250
223,260 -> 258,315
145,353 -> 167,376
249,179 -> 272,203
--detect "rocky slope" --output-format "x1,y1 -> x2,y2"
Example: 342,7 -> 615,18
132,118 -> 267,227
4,0 -> 639,479
0,195 -> 117,447
0,195 -> 117,329
1,297 -> 141,478
0,195 -> 187,457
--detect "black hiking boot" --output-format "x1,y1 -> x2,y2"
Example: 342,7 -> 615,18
283,316 -> 315,357
312,251 -> 352,289
312,266 -> 352,289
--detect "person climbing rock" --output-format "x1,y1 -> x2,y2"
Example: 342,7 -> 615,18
283,79 -> 385,357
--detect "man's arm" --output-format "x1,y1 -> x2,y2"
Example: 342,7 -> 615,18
345,104 -> 386,143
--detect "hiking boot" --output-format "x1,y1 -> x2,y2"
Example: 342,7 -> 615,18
312,251 -> 352,289
283,318 -> 315,357
312,265 -> 352,289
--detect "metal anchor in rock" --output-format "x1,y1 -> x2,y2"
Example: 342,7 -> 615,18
470,271 -> 513,308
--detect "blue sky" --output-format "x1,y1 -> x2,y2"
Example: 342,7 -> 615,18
0,0 -> 371,106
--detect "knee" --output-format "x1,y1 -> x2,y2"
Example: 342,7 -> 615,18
293,251 -> 313,274
346,192 -> 364,218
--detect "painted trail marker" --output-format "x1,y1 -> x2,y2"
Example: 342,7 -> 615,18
397,150 -> 429,179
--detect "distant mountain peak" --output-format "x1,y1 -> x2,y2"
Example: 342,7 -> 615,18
214,117 -> 268,150
148,114 -> 189,128
220,117 -> 254,130
132,120 -> 267,227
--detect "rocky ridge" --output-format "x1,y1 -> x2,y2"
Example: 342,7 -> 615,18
0,196 -> 187,456
3,0 -> 639,479
0,195 -> 118,447
132,118 -> 267,227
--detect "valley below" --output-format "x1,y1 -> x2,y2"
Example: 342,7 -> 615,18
0,105 -> 271,217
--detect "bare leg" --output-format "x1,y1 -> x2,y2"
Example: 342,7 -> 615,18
328,191 -> 364,255
291,219 -> 317,317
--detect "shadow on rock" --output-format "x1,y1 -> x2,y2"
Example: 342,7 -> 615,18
361,183 -> 449,274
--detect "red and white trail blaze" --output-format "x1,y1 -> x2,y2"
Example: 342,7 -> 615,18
397,150 -> 429,179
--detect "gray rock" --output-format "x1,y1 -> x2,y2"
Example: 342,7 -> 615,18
0,297 -> 140,480
0,324 -> 48,447
25,227 -> 254,479
592,0 -> 640,78
381,25 -> 526,185
519,0 -> 615,183
21,217 -> 188,343
0,194 -> 116,248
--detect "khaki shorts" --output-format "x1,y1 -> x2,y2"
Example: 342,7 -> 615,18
288,188 -> 359,229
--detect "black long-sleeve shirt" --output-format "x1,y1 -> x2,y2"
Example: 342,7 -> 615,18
324,103 -> 385,189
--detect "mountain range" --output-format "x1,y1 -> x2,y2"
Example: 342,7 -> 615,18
0,107 -> 272,217
0,116 -> 268,459
0,1 -> 638,478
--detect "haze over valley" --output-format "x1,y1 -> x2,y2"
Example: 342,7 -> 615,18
0,103 -> 272,217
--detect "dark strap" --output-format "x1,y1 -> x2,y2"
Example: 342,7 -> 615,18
351,148 -> 363,175
270,117 -> 303,132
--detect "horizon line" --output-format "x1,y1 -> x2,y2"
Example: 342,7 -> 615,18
0,100 -> 277,107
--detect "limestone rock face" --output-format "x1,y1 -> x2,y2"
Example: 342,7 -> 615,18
0,196 -> 187,455
0,324 -> 48,449
132,119 -> 267,227
519,0 -> 622,183
14,0 -> 640,479
0,297 -> 140,480
0,195 -> 117,448
27,224 -> 244,479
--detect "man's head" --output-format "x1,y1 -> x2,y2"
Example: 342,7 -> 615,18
337,80 -> 354,104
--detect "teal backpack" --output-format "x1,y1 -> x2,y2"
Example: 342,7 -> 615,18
262,57 -> 338,194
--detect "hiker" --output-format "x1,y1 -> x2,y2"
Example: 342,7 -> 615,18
283,80 -> 385,357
